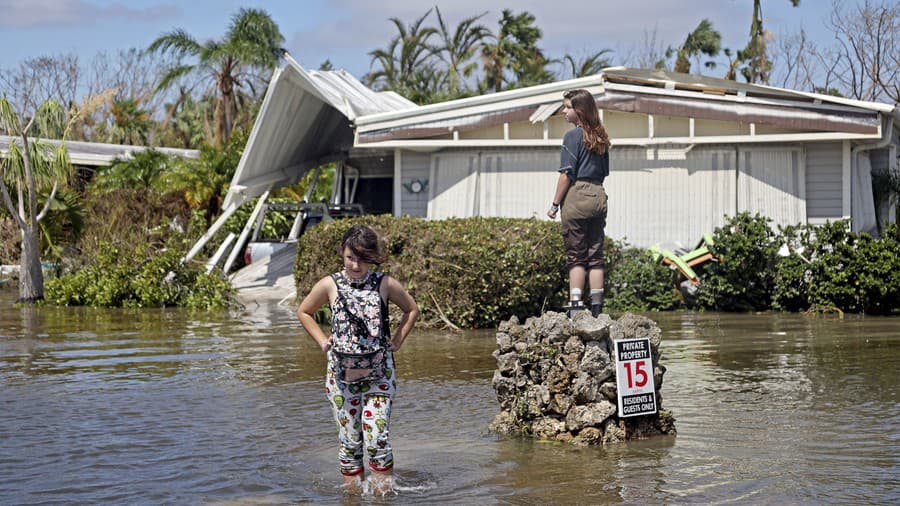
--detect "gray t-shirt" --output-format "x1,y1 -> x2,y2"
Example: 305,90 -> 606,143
559,127 -> 609,183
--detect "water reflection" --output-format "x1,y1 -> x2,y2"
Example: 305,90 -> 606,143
1,289 -> 898,504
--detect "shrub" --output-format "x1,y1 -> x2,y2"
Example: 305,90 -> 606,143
605,241 -> 681,312
296,216 -> 568,328
772,223 -> 815,312
77,188 -> 192,263
694,212 -> 780,311
801,221 -> 900,314
711,217 -> 899,315
45,237 -> 237,310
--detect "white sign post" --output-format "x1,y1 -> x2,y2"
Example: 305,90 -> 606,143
614,337 -> 657,418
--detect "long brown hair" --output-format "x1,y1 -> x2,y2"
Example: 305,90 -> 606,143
563,88 -> 610,154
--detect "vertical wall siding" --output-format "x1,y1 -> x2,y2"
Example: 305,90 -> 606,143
805,142 -> 843,219
479,149 -> 559,218
399,150 -> 431,217
605,146 -> 737,248
427,148 -> 559,219
428,151 -> 479,219
415,143 -> 818,247
738,147 -> 807,226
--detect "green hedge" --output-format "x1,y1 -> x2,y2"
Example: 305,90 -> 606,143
693,212 -> 781,311
296,214 -> 900,328
774,220 -> 900,314
295,216 -> 569,329
295,216 -> 686,328
604,241 -> 682,312
696,213 -> 900,315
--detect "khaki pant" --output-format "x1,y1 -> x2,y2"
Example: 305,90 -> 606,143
561,180 -> 608,270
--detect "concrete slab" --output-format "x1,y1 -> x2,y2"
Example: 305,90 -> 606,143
230,243 -> 298,307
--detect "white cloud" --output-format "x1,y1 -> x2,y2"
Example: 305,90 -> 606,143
0,0 -> 180,28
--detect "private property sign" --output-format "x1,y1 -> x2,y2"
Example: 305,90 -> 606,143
614,338 -> 657,418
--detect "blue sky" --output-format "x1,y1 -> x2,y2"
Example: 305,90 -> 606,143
0,0 -> 837,81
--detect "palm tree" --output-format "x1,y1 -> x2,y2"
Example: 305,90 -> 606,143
147,7 -> 284,145
107,96 -> 153,145
0,97 -> 73,303
673,19 -> 722,74
157,89 -> 213,149
36,188 -> 84,269
366,9 -> 439,103
434,7 -> 491,97
156,129 -> 247,227
561,50 -> 614,79
90,149 -> 174,193
481,10 -> 552,92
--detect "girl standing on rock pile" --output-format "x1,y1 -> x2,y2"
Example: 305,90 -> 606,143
546,88 -> 612,318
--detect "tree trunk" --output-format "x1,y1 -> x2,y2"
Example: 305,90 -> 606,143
18,225 -> 44,304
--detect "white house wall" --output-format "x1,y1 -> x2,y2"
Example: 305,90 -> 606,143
605,146 -> 737,248
428,151 -> 479,219
478,149 -> 559,217
406,143 -> 822,249
738,147 -> 807,226
425,148 -> 560,220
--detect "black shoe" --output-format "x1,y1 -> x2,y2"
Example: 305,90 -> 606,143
565,301 -> 585,319
591,303 -> 603,317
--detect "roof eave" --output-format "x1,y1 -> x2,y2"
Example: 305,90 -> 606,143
354,74 -> 607,127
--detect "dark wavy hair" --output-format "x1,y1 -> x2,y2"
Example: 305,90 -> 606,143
340,224 -> 387,265
563,88 -> 611,154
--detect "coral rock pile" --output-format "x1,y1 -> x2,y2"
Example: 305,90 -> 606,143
489,311 -> 676,444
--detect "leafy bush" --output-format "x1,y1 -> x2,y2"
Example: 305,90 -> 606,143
605,241 -> 681,312
694,212 -> 780,311
698,216 -> 899,315
296,215 -> 568,328
778,221 -> 900,314
46,238 -> 237,310
772,223 -> 815,312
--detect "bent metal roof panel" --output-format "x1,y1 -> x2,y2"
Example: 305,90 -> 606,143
221,54 -> 417,209
0,136 -> 198,166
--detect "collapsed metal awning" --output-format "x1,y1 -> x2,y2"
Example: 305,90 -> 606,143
186,54 -> 417,264
222,54 -> 417,210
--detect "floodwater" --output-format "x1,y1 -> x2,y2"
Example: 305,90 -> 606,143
1,288 -> 898,505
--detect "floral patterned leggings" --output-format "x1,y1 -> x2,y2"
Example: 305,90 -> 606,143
325,351 -> 396,476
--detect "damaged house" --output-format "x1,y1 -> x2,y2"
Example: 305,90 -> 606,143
187,55 -> 900,275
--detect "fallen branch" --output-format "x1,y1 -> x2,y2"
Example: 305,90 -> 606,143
428,291 -> 462,332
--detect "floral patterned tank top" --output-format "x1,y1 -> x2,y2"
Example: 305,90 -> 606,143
330,271 -> 390,354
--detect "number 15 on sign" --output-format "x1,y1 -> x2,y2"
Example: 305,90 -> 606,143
614,337 -> 658,418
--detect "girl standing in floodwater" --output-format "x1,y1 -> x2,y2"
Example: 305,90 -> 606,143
547,88 -> 611,318
297,224 -> 419,495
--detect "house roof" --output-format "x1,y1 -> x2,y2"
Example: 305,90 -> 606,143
355,67 -> 896,145
0,135 -> 199,166
221,53 -> 417,210
223,63 -> 898,208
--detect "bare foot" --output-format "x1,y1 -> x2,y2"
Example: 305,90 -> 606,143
369,469 -> 394,496
342,473 -> 364,494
